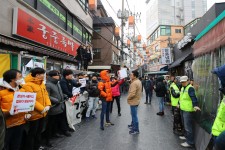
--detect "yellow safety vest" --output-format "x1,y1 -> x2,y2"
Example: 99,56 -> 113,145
170,82 -> 180,106
212,96 -> 225,136
180,84 -> 194,112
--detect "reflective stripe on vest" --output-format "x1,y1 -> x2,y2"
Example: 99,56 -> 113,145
180,84 -> 194,112
170,82 -> 180,106
212,96 -> 225,136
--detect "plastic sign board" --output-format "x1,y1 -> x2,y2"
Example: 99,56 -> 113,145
10,92 -> 37,114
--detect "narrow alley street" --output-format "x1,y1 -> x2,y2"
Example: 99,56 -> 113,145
50,93 -> 194,150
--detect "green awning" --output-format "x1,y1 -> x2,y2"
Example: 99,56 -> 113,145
195,10 -> 225,41
145,71 -> 168,75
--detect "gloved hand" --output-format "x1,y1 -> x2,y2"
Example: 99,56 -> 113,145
9,110 -> 19,116
25,113 -> 32,120
41,106 -> 50,114
194,106 -> 201,112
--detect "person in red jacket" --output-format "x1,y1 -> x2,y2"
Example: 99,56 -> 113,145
110,76 -> 124,116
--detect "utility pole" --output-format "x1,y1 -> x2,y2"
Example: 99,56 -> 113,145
121,0 -> 124,64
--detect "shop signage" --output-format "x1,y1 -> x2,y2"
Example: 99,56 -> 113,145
13,8 -> 80,56
161,48 -> 171,64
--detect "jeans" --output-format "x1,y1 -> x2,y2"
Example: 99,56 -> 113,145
100,100 -> 111,128
214,130 -> 225,150
110,96 -> 121,114
86,97 -> 99,117
130,106 -> 139,132
181,111 -> 194,145
145,91 -> 152,103
158,97 -> 164,112
5,124 -> 25,150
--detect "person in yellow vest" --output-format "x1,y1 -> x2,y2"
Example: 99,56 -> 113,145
21,67 -> 51,150
178,76 -> 201,148
170,76 -> 181,114
211,64 -> 225,150
0,69 -> 31,150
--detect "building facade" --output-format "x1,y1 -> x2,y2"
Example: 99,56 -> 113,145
89,0 -> 120,74
0,0 -> 92,76
146,0 -> 207,37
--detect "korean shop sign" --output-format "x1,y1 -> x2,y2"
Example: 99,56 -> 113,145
12,8 -> 80,56
161,48 -> 171,64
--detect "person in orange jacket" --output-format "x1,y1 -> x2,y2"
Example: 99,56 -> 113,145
98,70 -> 118,130
21,67 -> 51,150
0,69 -> 31,150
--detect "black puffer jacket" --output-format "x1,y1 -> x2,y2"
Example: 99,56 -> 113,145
154,76 -> 167,97
86,80 -> 100,97
46,77 -> 65,115
60,78 -> 81,98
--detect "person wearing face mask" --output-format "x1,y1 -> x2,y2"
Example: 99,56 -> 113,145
85,75 -> 100,119
0,69 -> 30,150
43,70 -> 66,147
21,67 -> 51,150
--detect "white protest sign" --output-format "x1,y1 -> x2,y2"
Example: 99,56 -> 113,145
118,68 -> 128,79
10,92 -> 36,114
79,78 -> 86,87
72,87 -> 80,96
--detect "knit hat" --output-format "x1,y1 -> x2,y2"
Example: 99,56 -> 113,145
211,64 -> 225,88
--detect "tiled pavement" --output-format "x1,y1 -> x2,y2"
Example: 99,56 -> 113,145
50,92 -> 195,150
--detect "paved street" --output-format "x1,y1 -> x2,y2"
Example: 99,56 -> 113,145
50,92 -> 194,150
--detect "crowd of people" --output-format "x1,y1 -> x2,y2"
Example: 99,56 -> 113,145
0,65 -> 224,150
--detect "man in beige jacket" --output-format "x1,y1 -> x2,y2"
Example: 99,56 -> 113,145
127,71 -> 142,134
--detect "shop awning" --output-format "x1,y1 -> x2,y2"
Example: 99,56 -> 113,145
145,71 -> 168,75
169,52 -> 192,69
88,66 -> 111,70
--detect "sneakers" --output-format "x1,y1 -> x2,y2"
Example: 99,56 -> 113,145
100,127 -> 104,130
181,142 -> 193,148
118,113 -> 121,116
128,124 -> 133,129
156,112 -> 164,116
105,122 -> 114,126
63,131 -> 72,137
129,130 -> 140,135
179,136 -> 186,140
144,102 -> 148,104
92,115 -> 97,119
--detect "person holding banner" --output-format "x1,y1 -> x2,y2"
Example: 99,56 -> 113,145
0,69 -> 29,150
21,67 -> 51,150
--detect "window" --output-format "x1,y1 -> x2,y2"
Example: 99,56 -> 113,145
93,28 -> 101,39
160,26 -> 171,36
78,0 -> 88,12
175,29 -> 182,33
93,48 -> 101,59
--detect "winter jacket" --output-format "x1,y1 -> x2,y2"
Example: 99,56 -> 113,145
112,79 -> 124,97
0,109 -> 5,150
86,80 -> 100,97
60,78 -> 81,98
98,70 -> 113,102
143,79 -> 153,92
21,74 -> 51,121
46,77 -> 65,115
154,76 -> 167,97
127,78 -> 142,106
0,80 -> 26,128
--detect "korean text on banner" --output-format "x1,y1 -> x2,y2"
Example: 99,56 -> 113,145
0,54 -> 10,78
10,92 -> 37,114
79,78 -> 86,87
118,68 -> 128,79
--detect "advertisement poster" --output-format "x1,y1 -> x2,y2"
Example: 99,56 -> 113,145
79,78 -> 86,87
10,92 -> 37,114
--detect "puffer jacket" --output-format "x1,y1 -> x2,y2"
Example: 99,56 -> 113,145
98,70 -> 113,102
112,79 -> 124,97
46,77 -> 65,115
21,74 -> 51,121
0,79 -> 26,128
154,76 -> 167,97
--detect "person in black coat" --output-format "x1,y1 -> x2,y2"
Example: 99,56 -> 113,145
154,76 -> 167,116
59,69 -> 81,134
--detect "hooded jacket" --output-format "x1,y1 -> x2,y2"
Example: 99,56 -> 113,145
0,79 -> 26,128
98,70 -> 113,102
21,74 -> 51,121
46,77 -> 65,115
154,76 -> 167,97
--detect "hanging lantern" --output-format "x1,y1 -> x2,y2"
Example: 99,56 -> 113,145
137,35 -> 142,42
89,0 -> 97,11
143,43 -> 146,50
128,16 -> 134,26
115,27 -> 120,37
127,40 -> 131,47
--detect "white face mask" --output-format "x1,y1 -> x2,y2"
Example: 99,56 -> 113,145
15,78 -> 24,85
